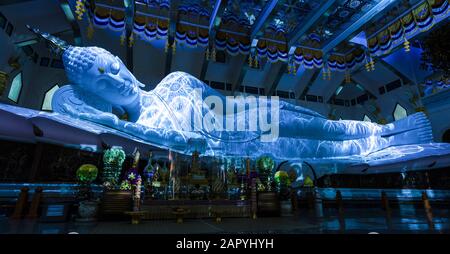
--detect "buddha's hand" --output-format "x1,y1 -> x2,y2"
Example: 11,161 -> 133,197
61,103 -> 120,127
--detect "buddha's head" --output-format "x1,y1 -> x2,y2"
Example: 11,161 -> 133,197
26,25 -> 144,106
62,46 -> 144,106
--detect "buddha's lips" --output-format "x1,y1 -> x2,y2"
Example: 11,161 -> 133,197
119,79 -> 136,96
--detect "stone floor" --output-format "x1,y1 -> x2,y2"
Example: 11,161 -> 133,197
1,206 -> 449,234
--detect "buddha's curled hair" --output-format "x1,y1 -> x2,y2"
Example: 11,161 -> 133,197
62,46 -> 111,85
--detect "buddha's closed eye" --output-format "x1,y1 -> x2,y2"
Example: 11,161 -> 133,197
97,62 -> 119,75
96,55 -> 121,75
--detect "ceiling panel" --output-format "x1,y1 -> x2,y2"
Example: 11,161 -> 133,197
1,0 -> 70,42
221,0 -> 268,29
259,0 -> 322,37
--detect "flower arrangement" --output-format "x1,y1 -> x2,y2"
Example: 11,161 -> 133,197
120,166 -> 143,211
256,156 -> 274,175
120,168 -> 142,191
102,147 -> 126,189
256,156 -> 274,188
274,170 -> 290,186
76,164 -> 98,201
103,148 -> 126,164
77,164 -> 98,183
274,170 -> 291,200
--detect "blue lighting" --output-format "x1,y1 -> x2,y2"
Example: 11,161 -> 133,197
4,30 -> 450,177
60,3 -> 75,22
8,72 -> 22,103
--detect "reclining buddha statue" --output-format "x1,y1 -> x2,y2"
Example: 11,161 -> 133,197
28,26 -> 433,160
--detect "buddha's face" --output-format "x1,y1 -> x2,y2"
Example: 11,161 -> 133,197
63,46 -> 143,106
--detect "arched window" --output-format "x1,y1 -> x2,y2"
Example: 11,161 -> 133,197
8,72 -> 22,103
393,103 -> 407,121
363,115 -> 372,122
41,85 -> 59,111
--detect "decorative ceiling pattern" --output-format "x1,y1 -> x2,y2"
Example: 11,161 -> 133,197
77,0 -> 449,70
220,0 -> 267,29
364,0 -> 422,37
262,0 -> 322,37
368,0 -> 449,57
135,0 -> 170,10
178,0 -> 215,20
297,0 -> 380,49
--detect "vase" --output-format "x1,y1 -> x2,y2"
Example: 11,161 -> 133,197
77,200 -> 99,222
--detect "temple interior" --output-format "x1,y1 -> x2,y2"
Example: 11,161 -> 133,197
0,0 -> 449,235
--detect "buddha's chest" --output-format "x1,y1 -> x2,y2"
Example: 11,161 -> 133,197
135,92 -> 203,131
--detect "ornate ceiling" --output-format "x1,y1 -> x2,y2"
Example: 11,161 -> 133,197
262,0 -> 322,35
299,0 -> 379,48
80,0 -> 448,69
222,0 -> 267,28
1,0 -> 441,80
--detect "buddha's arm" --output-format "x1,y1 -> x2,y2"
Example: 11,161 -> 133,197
60,101 -> 120,127
61,103 -> 206,153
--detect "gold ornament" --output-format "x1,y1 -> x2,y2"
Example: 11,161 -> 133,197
205,47 -> 210,61
164,40 -> 169,53
211,48 -> 216,61
128,33 -> 134,48
248,55 -> 253,67
404,38 -> 410,52
75,0 -> 86,20
365,62 -> 371,72
120,31 -> 126,46
345,72 -> 351,83
370,60 -> 375,71
172,41 -> 176,55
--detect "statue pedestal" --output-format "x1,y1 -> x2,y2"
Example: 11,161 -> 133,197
257,191 -> 280,217
280,200 -> 293,217
124,211 -> 148,224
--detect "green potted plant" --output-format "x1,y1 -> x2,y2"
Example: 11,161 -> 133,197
76,164 -> 99,222
274,170 -> 292,215
256,156 -> 274,190
274,170 -> 291,198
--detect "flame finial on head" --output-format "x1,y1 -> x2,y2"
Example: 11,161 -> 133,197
26,25 -> 70,55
